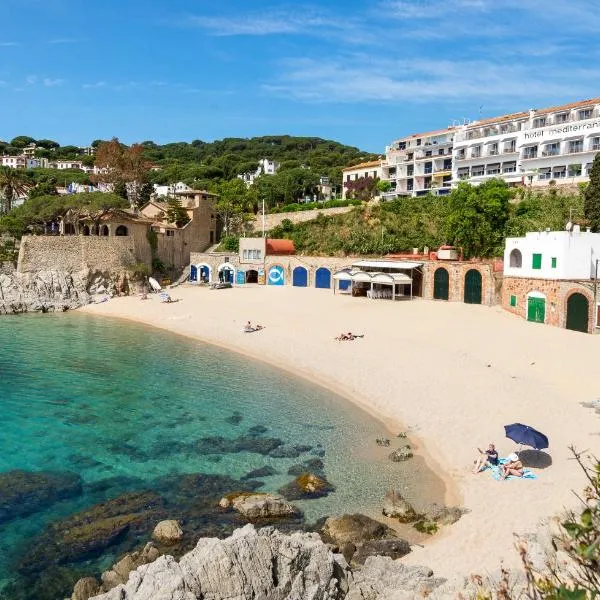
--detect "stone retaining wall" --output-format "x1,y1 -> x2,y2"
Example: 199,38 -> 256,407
17,236 -> 150,274
250,206 -> 355,232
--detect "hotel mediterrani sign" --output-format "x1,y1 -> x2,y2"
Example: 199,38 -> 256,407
521,120 -> 600,142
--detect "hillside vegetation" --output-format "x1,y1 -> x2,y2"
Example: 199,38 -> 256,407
266,181 -> 586,258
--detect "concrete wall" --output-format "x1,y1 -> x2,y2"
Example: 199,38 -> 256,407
250,206 -> 355,232
17,235 -> 150,274
502,276 -> 597,333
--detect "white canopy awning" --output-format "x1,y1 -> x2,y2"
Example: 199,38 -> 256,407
391,273 -> 412,284
352,271 -> 373,283
351,260 -> 423,270
333,270 -> 355,281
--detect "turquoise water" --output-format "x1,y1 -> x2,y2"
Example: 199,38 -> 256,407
0,313 -> 441,599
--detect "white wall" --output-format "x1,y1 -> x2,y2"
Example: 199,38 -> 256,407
504,230 -> 600,280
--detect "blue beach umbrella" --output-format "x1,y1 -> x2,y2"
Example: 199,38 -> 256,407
504,423 -> 549,450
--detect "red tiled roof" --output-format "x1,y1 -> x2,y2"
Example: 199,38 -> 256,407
266,239 -> 295,255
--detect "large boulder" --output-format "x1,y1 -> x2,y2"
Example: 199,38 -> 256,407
90,524 -> 347,600
0,469 -> 83,523
100,542 -> 161,591
321,514 -> 396,547
382,490 -> 418,523
152,520 -> 184,546
278,472 -> 335,500
422,503 -> 467,525
71,577 -> 102,600
220,493 -> 299,520
352,539 -> 411,565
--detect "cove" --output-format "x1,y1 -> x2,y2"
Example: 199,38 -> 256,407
0,313 -> 443,599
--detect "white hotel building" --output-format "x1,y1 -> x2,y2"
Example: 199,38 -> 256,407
343,97 -> 600,200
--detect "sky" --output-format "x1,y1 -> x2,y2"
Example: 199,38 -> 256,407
1,0 -> 599,152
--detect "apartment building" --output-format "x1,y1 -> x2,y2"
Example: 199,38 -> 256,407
382,128 -> 455,198
453,97 -> 600,187
1,156 -> 47,169
341,160 -> 383,198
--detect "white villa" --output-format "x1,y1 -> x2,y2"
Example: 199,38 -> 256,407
238,158 -> 280,186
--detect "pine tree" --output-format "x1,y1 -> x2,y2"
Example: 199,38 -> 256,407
165,197 -> 190,228
584,153 -> 600,231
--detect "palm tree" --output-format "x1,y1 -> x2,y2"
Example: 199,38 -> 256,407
0,166 -> 30,213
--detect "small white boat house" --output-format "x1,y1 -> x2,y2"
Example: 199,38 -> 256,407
333,260 -> 423,300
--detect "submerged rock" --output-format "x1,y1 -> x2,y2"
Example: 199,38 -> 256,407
224,412 -> 243,425
246,425 -> 269,437
90,524 -> 347,600
382,490 -> 418,523
278,472 -> 335,500
194,435 -> 283,456
152,520 -> 184,546
269,445 -> 302,459
287,458 -> 325,476
240,466 -> 278,480
0,469 -> 83,524
320,514 -> 397,547
19,491 -> 166,573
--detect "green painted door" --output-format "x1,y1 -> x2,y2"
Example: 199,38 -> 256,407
566,293 -> 589,333
527,296 -> 545,323
464,269 -> 482,304
433,268 -> 449,300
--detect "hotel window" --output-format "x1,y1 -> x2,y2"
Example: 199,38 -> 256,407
466,131 -> 474,140
456,148 -> 466,159
407,179 -> 414,191
471,165 -> 485,177
533,117 -> 546,128
503,161 -> 517,173
538,167 -> 552,180
568,164 -> 582,177
523,146 -> 538,159
399,142 -> 406,150
504,140 -> 516,153
416,138 -> 422,146
532,253 -> 542,269
471,145 -> 482,158
552,166 -> 567,179
443,159 -> 452,170
457,167 -> 470,180
486,163 -> 501,175
568,139 -> 583,154
592,137 -> 600,151
488,143 -> 499,156
555,112 -> 569,124
424,162 -> 433,174
551,257 -> 557,269
407,165 -> 414,176
425,150 -> 432,157
543,142 -> 560,156
579,108 -> 593,120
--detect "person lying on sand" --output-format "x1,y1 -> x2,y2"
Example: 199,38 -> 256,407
473,443 -> 499,473
500,453 -> 524,479
243,321 -> 265,333
335,332 -> 365,341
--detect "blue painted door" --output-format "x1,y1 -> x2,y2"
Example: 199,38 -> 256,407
200,266 -> 210,283
315,268 -> 331,289
293,267 -> 308,287
268,266 -> 285,286
236,270 -> 246,285
339,280 -> 350,291
190,265 -> 198,282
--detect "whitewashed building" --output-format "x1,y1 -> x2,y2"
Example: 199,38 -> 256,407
1,156 -> 47,169
154,181 -> 192,198
238,158 -> 280,186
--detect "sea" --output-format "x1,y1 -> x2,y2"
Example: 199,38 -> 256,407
0,313 -> 442,599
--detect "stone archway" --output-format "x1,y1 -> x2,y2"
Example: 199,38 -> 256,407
433,267 -> 449,300
464,269 -> 482,304
566,292 -> 590,333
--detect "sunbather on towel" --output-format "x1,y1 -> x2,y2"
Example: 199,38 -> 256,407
500,453 -> 524,479
473,443 -> 499,473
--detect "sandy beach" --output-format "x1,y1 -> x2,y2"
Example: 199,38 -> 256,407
83,285 -> 600,579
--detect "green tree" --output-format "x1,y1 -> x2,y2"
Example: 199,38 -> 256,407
113,181 -> 128,200
10,135 -> 35,148
35,139 -> 60,150
0,166 -> 31,213
216,178 -> 251,235
138,182 -> 154,207
28,180 -> 59,199
584,153 -> 600,231
445,179 -> 511,258
377,180 -> 392,193
165,197 -> 190,227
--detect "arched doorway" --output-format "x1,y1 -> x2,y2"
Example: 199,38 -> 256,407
218,263 -> 235,284
566,293 -> 589,333
115,225 -> 128,236
315,267 -> 331,289
509,249 -> 522,268
197,264 -> 211,283
246,269 -> 259,284
433,268 -> 449,300
100,225 -> 109,237
268,265 -> 285,286
190,265 -> 198,282
293,266 -> 308,287
527,292 -> 546,324
464,269 -> 482,304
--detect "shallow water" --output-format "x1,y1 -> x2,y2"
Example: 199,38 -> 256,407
0,313 -> 442,598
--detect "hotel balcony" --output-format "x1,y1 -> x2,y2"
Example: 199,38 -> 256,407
541,150 -> 560,157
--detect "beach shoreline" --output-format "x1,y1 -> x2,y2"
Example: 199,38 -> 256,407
82,284 -> 600,578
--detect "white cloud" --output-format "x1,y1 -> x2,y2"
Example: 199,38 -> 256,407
25,75 -> 38,85
82,81 -> 106,89
48,38 -> 85,44
43,77 -> 64,87
0,41 -> 19,47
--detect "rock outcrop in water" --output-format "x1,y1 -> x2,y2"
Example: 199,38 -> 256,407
0,266 -> 128,314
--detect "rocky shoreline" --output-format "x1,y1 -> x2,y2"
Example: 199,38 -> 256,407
0,265 -> 130,314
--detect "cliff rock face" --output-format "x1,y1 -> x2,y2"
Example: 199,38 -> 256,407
91,525 -> 347,600
0,266 -> 129,314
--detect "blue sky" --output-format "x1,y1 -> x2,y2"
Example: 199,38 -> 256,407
1,0 -> 599,152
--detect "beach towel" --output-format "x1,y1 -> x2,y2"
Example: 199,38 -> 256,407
487,457 -> 537,481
